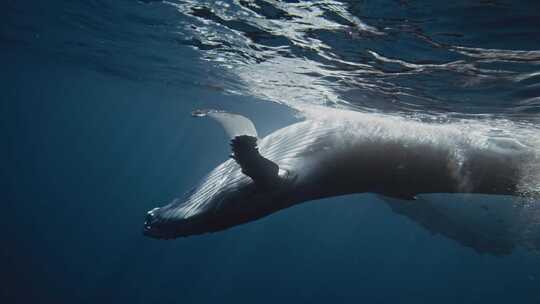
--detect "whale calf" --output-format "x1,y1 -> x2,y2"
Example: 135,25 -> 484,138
143,109 -> 540,254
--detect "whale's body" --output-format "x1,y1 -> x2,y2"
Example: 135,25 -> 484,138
144,112 -> 539,254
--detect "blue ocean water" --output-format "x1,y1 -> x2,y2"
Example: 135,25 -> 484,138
2,1 -> 540,303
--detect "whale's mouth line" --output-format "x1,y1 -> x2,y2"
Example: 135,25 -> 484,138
142,220 -> 177,239
143,207 -> 168,238
143,205 -> 214,239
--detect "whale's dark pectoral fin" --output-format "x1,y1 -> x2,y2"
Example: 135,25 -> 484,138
193,109 -> 280,188
230,135 -> 280,188
378,194 -> 533,256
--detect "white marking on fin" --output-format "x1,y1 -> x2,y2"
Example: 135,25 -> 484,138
192,109 -> 258,139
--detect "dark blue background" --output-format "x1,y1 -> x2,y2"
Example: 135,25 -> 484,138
3,0 -> 540,302
2,47 -> 540,304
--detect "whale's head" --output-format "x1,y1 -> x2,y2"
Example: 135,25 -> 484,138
143,160 -> 295,239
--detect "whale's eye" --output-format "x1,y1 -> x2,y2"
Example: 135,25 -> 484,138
278,168 -> 297,183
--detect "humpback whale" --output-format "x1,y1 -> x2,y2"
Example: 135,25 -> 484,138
143,109 -> 540,254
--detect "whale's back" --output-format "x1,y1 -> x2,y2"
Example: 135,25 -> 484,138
258,117 -> 538,199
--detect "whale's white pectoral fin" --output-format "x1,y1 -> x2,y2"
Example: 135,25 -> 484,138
192,109 -> 258,139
